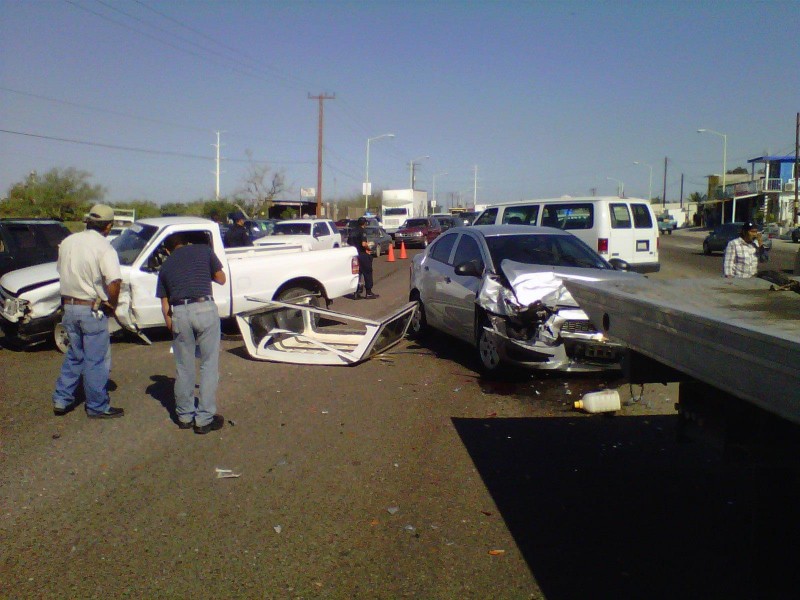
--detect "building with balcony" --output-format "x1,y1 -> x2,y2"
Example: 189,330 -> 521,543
701,155 -> 798,228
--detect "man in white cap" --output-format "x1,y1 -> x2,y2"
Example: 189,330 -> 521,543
52,204 -> 124,418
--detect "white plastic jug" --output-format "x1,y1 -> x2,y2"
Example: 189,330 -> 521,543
574,389 -> 621,413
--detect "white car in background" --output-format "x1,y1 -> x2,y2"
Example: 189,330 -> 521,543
255,219 -> 342,251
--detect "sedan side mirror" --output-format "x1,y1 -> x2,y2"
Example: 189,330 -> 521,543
608,258 -> 630,271
454,259 -> 484,278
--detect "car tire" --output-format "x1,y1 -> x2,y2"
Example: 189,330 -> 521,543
793,232 -> 799,243
53,320 -> 70,354
375,244 -> 381,257
703,241 -> 712,255
476,316 -> 504,375
273,285 -> 321,331
408,296 -> 428,338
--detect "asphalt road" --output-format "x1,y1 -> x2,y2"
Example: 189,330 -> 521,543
2,231 -> 800,599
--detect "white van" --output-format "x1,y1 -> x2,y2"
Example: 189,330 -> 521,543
472,196 -> 660,272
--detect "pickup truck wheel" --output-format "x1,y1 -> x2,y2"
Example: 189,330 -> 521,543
476,316 -> 504,376
275,286 -> 321,331
54,321 -> 70,354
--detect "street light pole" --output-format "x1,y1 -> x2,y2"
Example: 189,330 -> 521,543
364,133 -> 395,211
698,128 -> 728,223
606,177 -> 624,197
432,172 -> 447,210
409,155 -> 430,190
633,161 -> 653,203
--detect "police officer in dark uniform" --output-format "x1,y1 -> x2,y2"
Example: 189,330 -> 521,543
348,217 -> 378,299
224,211 -> 253,248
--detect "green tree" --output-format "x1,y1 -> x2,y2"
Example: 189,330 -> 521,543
2,168 -> 105,219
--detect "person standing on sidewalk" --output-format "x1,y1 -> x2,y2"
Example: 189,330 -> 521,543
723,221 -> 765,279
156,233 -> 227,434
52,204 -> 124,419
347,217 -> 379,299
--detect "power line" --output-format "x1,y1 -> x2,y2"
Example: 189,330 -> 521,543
0,128 -> 314,165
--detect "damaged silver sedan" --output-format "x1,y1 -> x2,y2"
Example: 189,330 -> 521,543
408,225 -> 642,374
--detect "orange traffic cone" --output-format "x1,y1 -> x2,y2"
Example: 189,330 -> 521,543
386,243 -> 395,262
399,242 -> 408,259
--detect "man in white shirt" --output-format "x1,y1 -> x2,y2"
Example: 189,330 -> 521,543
723,221 -> 764,279
52,204 -> 124,418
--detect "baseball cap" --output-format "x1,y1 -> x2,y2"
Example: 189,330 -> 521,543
741,221 -> 758,231
231,211 -> 246,222
84,204 -> 115,222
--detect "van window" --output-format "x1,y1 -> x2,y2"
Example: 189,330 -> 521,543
610,203 -> 632,229
502,205 -> 538,225
541,203 -> 593,230
429,232 -> 458,264
631,203 -> 654,228
473,208 -> 498,226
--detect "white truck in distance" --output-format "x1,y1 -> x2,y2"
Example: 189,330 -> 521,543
381,189 -> 428,235
0,216 -> 359,351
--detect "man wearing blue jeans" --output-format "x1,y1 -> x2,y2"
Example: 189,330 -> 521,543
156,233 -> 227,434
52,204 -> 124,418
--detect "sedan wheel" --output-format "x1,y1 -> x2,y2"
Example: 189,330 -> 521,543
793,232 -> 799,243
703,241 -> 711,255
476,318 -> 503,373
408,298 -> 428,338
375,244 -> 381,257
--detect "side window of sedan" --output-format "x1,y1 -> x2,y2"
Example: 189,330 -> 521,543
452,235 -> 484,271
429,233 -> 458,264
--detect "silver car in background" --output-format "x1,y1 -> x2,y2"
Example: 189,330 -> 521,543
408,225 -> 642,374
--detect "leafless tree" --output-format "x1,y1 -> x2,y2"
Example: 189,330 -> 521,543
236,150 -> 287,217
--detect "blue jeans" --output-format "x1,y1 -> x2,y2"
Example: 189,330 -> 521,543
52,305 -> 112,415
171,301 -> 221,427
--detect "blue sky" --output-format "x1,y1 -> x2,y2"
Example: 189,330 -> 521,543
2,0 -> 798,208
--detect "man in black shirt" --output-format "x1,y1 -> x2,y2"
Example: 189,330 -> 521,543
348,217 -> 378,299
156,233 -> 227,434
224,211 -> 253,248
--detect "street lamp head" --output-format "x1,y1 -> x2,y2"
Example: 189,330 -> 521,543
697,128 -> 706,133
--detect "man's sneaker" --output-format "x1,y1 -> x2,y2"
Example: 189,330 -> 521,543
364,293 -> 380,299
87,407 -> 125,419
177,419 -> 194,430
194,414 -> 225,435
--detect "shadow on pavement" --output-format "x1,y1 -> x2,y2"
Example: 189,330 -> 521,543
452,415 -> 800,600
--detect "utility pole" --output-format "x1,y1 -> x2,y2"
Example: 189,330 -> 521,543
309,93 -> 335,217
662,157 -> 668,209
679,173 -> 684,209
473,165 -> 478,207
212,131 -> 224,201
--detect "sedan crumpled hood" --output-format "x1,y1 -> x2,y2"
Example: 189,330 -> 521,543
477,259 -> 642,315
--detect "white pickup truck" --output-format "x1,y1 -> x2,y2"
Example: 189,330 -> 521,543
0,216 -> 359,351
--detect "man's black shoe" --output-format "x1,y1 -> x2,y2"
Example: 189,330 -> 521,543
364,293 -> 379,299
194,414 -> 225,435
87,407 -> 125,419
53,405 -> 71,416
177,419 -> 194,430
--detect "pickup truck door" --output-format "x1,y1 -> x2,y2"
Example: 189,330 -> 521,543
127,228 -> 232,328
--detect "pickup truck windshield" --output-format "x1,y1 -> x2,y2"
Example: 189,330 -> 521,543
111,223 -> 158,266
486,233 -> 611,270
273,223 -> 311,236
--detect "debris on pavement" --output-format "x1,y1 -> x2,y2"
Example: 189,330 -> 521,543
215,468 -> 241,479
387,506 -> 400,515
488,549 -> 506,556
273,525 -> 282,534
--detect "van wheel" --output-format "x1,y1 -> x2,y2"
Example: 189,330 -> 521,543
54,321 -> 70,354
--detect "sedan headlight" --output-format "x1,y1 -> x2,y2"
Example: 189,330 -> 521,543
412,231 -> 423,237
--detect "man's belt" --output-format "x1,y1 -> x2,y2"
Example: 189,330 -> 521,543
170,295 -> 212,307
62,296 -> 96,306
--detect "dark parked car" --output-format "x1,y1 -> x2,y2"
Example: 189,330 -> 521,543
0,218 -> 72,277
246,219 -> 276,241
393,217 -> 443,249
703,222 -> 771,254
791,226 -> 800,243
363,226 -> 392,256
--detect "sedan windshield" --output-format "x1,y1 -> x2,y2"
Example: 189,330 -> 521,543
273,223 -> 311,235
485,234 -> 611,270
111,223 -> 158,266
